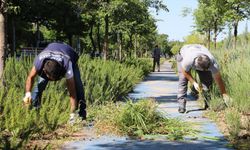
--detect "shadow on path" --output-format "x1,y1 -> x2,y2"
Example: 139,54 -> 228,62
144,74 -> 178,81
62,61 -> 232,150
63,135 -> 230,150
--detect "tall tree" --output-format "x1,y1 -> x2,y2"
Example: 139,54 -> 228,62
101,0 -> 168,60
102,0 -> 109,60
194,0 -> 226,49
110,0 -> 167,58
0,0 -> 18,83
0,0 -> 5,83
18,0 -> 54,47
48,0 -> 86,46
193,3 -> 213,49
0,0 -> 17,83
225,0 -> 250,49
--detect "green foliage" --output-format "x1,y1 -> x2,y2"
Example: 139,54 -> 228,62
209,96 -> 226,112
122,58 -> 152,76
156,34 -> 172,56
3,56 -> 33,88
225,108 -> 241,140
78,56 -> 152,104
4,0 -> 171,59
209,44 -> 250,145
170,43 -> 183,55
40,26 -> 57,40
193,0 -> 228,47
184,32 -> 206,45
212,47 -> 250,113
0,55 -> 152,148
89,99 -> 195,139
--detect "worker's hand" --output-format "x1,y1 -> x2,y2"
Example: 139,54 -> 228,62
69,113 -> 77,125
23,92 -> 32,106
201,84 -> 208,91
193,82 -> 200,92
223,94 -> 232,107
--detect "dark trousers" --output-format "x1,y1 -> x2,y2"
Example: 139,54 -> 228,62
31,64 -> 86,119
153,57 -> 160,71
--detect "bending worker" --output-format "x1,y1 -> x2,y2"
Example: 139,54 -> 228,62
176,44 -> 231,113
23,42 -> 86,123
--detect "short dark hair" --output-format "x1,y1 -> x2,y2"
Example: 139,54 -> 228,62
194,55 -> 211,70
43,59 -> 65,80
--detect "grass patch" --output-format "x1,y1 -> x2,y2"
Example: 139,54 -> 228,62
88,99 -> 197,140
225,108 -> 241,141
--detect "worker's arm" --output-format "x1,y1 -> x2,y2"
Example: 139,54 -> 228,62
23,66 -> 37,104
66,77 -> 77,113
25,66 -> 37,93
181,68 -> 200,91
213,71 -> 226,95
181,68 -> 195,84
213,71 -> 232,106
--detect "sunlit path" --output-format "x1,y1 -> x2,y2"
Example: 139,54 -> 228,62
63,61 -> 232,150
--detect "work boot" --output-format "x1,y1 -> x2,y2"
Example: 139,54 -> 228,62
178,107 -> 186,113
203,93 -> 211,110
204,101 -> 209,110
190,90 -> 199,100
204,97 -> 210,110
78,100 -> 87,120
178,98 -> 186,113
32,98 -> 41,110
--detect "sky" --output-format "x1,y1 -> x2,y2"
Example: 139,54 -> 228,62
150,0 -> 250,41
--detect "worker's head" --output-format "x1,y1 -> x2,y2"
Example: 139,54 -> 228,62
43,59 -> 65,81
194,55 -> 210,71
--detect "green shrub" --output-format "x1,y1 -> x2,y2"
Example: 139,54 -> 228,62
212,47 -> 250,113
225,109 -> 241,140
78,56 -> 151,104
170,44 -> 182,55
0,55 -> 152,148
90,99 -> 195,140
210,45 -> 250,147
122,58 -> 152,76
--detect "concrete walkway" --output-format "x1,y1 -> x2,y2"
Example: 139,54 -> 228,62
62,61 -> 232,150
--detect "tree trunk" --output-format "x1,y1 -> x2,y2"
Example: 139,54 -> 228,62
134,34 -> 137,58
128,34 -> 133,57
12,17 -> 16,56
36,21 -> 40,48
97,21 -> 101,55
76,36 -> 81,53
233,22 -> 238,49
207,29 -> 211,49
68,34 -> 73,46
103,12 -> 109,60
89,24 -> 96,58
102,0 -> 110,60
214,22 -> 217,49
0,11 -> 5,84
118,32 -> 122,61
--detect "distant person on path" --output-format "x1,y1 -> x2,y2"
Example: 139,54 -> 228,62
23,42 -> 86,123
152,45 -> 161,72
176,44 -> 231,113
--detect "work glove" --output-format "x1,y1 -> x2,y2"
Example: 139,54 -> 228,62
193,82 -> 201,92
201,84 -> 208,91
69,113 -> 77,125
222,94 -> 232,107
23,92 -> 32,106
